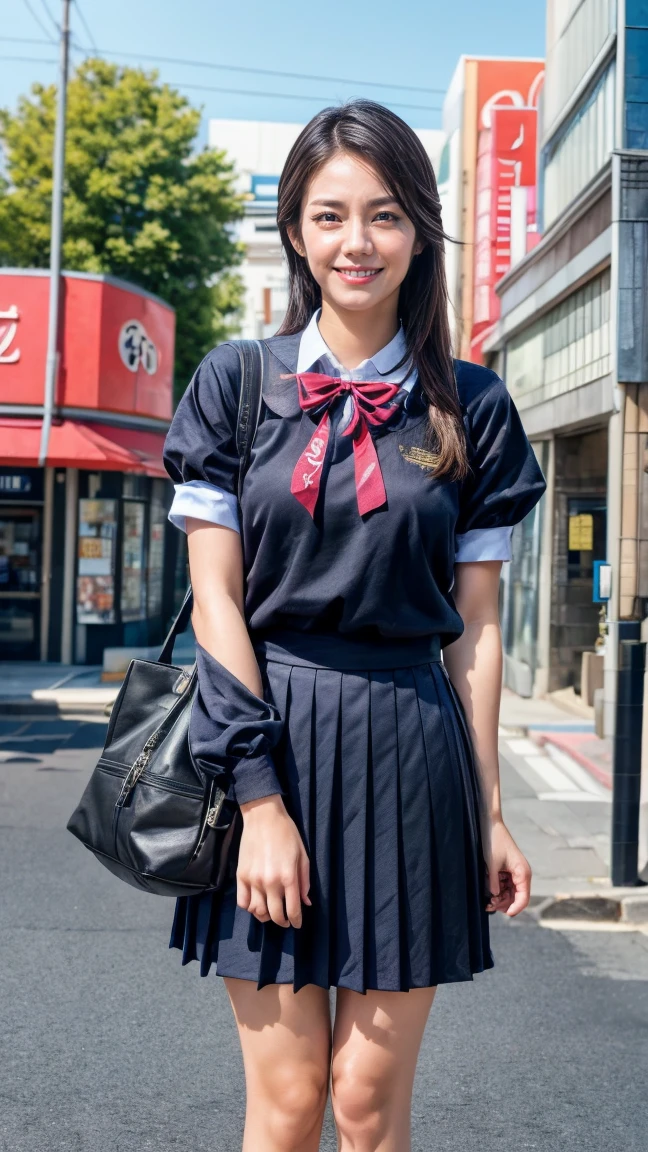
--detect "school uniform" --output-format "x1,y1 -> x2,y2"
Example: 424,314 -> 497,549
162,311 -> 547,993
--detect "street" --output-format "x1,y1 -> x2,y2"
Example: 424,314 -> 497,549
0,717 -> 647,1152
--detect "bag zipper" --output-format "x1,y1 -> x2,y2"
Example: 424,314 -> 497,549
99,758 -> 204,799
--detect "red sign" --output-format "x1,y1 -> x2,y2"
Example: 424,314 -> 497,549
0,271 -> 174,420
472,106 -> 539,362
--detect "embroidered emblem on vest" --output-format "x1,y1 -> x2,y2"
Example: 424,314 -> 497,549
398,444 -> 440,472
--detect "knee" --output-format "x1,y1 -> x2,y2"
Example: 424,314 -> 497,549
262,1063 -> 328,1148
331,1059 -> 390,1144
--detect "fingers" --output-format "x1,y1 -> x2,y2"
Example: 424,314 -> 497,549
236,876 -> 251,912
505,861 -> 532,917
299,850 -> 312,907
485,861 -> 504,913
284,878 -> 303,929
248,886 -> 271,923
266,885 -> 290,928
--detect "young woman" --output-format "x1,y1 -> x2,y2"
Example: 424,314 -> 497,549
163,99 -> 546,1152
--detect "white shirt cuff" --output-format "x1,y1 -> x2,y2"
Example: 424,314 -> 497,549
168,481 -> 240,534
454,526 -> 513,562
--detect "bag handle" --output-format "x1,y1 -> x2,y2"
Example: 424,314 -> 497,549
158,339 -> 266,666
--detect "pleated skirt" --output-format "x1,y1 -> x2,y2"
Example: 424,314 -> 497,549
169,631 -> 495,993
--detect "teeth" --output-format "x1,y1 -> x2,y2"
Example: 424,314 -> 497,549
340,269 -> 380,277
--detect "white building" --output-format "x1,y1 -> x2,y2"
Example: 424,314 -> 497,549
209,120 -> 301,339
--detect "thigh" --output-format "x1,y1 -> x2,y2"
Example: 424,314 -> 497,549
332,985 -> 436,1089
225,977 -> 332,1089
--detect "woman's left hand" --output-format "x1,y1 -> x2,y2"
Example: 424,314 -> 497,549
484,818 -> 532,917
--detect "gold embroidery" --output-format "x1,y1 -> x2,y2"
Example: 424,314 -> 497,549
398,444 -> 440,472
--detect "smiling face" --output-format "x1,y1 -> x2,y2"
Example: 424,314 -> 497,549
287,151 -> 422,319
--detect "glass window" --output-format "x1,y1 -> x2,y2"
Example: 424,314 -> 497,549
543,61 -> 615,227
76,499 -> 118,625
626,27 -> 648,148
147,495 -> 166,617
507,269 -> 611,410
544,0 -> 616,131
121,500 -> 147,622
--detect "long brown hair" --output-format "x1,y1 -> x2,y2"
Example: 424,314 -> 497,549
276,98 -> 468,481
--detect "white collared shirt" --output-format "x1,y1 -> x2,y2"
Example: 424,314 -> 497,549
167,312 -> 512,563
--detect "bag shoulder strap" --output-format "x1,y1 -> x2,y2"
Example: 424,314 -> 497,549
230,338 -> 266,504
159,338 -> 266,664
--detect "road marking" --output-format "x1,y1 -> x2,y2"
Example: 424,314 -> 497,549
538,919 -> 645,933
500,736 -> 610,802
544,744 -> 609,797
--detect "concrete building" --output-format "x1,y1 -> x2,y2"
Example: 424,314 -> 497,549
209,118 -> 445,339
483,1 -> 648,735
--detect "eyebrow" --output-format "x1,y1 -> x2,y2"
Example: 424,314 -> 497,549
309,196 -> 399,208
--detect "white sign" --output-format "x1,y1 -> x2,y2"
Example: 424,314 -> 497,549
118,319 -> 158,375
0,305 -> 20,364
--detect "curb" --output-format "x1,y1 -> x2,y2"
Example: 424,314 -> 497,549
0,696 -> 116,718
529,890 -> 648,926
529,730 -> 612,790
0,699 -> 61,717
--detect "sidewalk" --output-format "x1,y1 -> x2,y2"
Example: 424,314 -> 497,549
0,640 -> 196,715
496,687 -> 648,920
500,686 -> 612,789
0,662 -> 115,714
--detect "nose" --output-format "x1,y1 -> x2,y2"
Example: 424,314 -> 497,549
342,214 -> 373,258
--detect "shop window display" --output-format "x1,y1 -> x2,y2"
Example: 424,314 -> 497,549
76,499 -> 118,625
121,500 -> 147,622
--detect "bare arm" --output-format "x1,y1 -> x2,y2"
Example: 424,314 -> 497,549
187,517 -> 263,693
442,560 -> 531,917
186,517 -> 310,928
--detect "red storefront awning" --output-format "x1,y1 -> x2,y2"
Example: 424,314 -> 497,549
0,418 -> 168,478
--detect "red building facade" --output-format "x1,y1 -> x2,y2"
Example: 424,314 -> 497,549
0,269 -> 184,662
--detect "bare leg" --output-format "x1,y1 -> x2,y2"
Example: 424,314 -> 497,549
224,977 -> 332,1152
331,986 -> 437,1151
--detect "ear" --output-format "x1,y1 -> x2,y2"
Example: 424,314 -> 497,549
286,224 -> 305,258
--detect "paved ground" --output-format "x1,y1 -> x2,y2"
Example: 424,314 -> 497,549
498,730 -> 611,895
1,719 -> 647,1151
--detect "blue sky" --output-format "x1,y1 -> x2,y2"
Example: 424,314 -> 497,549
5,0 -> 545,140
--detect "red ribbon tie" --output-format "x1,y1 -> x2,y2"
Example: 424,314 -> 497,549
290,372 -> 401,517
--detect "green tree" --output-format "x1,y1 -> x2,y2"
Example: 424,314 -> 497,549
0,59 -> 245,400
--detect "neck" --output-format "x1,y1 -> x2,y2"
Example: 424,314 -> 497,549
316,295 -> 400,371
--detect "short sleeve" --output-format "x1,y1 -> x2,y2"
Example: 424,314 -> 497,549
164,342 -> 243,495
455,370 -> 546,552
167,481 -> 240,534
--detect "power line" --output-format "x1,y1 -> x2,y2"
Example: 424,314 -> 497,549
20,0 -> 56,41
73,45 -> 447,97
175,80 -> 442,114
73,0 -> 98,53
4,33 -> 446,99
3,36 -> 54,46
0,53 -> 58,64
3,34 -> 444,113
38,0 -> 60,34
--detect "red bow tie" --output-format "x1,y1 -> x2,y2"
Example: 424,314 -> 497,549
290,372 -> 402,517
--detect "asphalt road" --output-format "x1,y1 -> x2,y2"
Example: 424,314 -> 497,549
1,720 -> 647,1152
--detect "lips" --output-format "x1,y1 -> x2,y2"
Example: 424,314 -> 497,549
334,268 -> 383,282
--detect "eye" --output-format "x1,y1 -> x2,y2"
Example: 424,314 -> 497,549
312,212 -> 340,224
374,211 -> 400,222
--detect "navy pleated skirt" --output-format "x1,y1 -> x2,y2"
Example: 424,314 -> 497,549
169,631 -> 494,993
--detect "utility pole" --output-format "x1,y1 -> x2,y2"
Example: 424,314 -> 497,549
38,0 -> 72,467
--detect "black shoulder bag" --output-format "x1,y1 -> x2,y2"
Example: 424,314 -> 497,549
66,340 -> 267,897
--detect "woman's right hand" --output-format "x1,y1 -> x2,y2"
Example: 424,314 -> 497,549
236,795 -> 311,929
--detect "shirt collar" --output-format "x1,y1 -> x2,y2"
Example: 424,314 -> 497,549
296,308 -> 417,390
